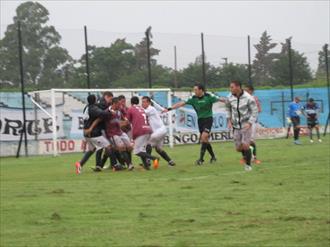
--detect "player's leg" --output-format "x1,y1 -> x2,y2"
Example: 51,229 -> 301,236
90,136 -> 111,172
292,117 -> 301,144
121,133 -> 134,170
315,122 -> 322,142
308,121 -> 314,143
152,128 -> 175,166
75,138 -> 95,174
241,128 -> 253,171
134,135 -> 159,170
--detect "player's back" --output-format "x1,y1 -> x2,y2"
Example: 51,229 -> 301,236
127,105 -> 152,139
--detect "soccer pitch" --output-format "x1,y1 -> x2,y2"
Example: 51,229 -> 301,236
1,137 -> 329,247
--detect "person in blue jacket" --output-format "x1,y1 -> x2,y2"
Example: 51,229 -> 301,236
288,97 -> 303,145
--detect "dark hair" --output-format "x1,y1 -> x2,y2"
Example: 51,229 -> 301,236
103,91 -> 113,97
87,94 -> 96,105
131,96 -> 139,105
142,96 -> 151,102
230,80 -> 242,87
112,97 -> 119,104
308,98 -> 314,102
118,95 -> 126,100
245,84 -> 254,92
194,83 -> 205,91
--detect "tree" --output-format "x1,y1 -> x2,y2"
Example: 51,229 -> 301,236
134,37 -> 160,70
252,31 -> 277,85
316,45 -> 330,80
218,63 -> 249,87
0,1 -> 71,88
270,38 -> 312,85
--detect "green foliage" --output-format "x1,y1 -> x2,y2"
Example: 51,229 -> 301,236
0,1 -> 72,88
1,137 -> 329,246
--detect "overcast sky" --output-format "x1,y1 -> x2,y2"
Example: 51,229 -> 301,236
1,0 -> 329,70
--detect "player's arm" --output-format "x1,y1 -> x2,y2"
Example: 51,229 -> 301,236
84,108 -> 112,136
84,118 -> 102,137
246,97 -> 258,129
225,98 -> 232,129
162,101 -> 186,113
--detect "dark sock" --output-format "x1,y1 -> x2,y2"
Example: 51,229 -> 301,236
309,128 -> 313,140
101,153 -> 108,167
95,149 -> 103,167
121,151 -> 131,166
200,143 -> 208,161
293,128 -> 300,140
206,143 -> 215,158
115,151 -> 124,164
243,149 -> 252,166
250,143 -> 256,157
136,152 -> 157,161
79,150 -> 94,166
146,144 -> 152,155
156,148 -> 171,162
316,128 -> 320,139
241,151 -> 245,158
104,148 -> 117,167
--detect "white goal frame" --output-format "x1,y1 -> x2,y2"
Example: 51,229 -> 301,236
28,88 -> 174,156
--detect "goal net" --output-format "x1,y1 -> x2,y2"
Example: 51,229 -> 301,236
26,88 -> 174,156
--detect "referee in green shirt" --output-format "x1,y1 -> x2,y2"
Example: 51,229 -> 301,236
163,84 -> 222,165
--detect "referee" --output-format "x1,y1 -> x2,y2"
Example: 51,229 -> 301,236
163,83 -> 222,165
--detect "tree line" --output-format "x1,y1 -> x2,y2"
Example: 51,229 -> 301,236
0,2 -> 328,90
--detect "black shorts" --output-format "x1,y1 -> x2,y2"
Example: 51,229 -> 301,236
290,116 -> 300,128
307,119 -> 319,128
198,117 -> 213,134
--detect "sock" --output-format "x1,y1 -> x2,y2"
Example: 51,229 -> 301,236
120,151 -> 131,166
309,128 -> 313,140
250,143 -> 256,157
95,149 -> 103,167
136,152 -> 157,161
79,150 -> 94,166
241,151 -> 245,158
104,148 -> 117,167
200,142 -> 208,161
146,144 -> 152,154
115,151 -> 124,164
206,143 -> 215,158
293,128 -> 300,140
243,148 -> 252,166
316,128 -> 320,139
155,147 -> 171,162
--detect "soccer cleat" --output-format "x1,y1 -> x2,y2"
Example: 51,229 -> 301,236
153,159 -> 160,169
92,166 -> 102,172
75,162 -> 81,174
168,160 -> 176,166
244,164 -> 252,171
294,140 -> 302,145
310,139 -> 314,143
128,164 -> 134,171
318,139 -> 322,143
254,158 -> 261,165
210,157 -> 217,164
195,159 -> 204,166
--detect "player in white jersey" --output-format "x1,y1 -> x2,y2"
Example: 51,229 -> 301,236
142,96 -> 176,166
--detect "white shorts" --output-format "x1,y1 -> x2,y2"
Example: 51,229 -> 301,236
133,134 -> 150,154
109,133 -> 132,149
149,127 -> 167,149
85,136 -> 110,151
251,122 -> 257,142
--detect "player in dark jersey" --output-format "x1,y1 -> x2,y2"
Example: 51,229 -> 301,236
163,83 -> 223,165
302,98 -> 322,143
126,96 -> 159,170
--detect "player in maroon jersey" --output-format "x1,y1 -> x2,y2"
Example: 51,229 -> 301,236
126,96 -> 159,170
105,97 -> 134,170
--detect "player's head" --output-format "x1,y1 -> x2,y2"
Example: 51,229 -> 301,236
230,80 -> 242,95
87,94 -> 96,105
142,96 -> 151,109
193,83 -> 205,97
111,97 -> 120,110
245,84 -> 254,95
103,91 -> 113,105
294,96 -> 301,103
308,98 -> 314,104
131,96 -> 139,105
118,95 -> 126,106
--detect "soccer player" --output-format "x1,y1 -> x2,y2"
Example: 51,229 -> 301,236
288,97 -> 303,145
163,83 -> 221,165
244,85 -> 262,164
126,96 -> 159,170
302,98 -> 322,143
142,96 -> 176,166
75,94 -> 113,174
106,97 -> 134,170
225,81 -> 258,171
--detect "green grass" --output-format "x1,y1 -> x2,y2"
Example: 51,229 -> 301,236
1,137 -> 329,247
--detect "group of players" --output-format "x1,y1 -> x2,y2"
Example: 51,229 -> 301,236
75,80 -> 322,174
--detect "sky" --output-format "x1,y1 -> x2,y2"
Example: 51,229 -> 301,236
1,0 -> 329,71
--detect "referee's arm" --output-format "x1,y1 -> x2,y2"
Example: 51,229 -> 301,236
162,101 -> 186,113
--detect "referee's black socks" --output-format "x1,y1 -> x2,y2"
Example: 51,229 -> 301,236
200,142 -> 208,161
206,143 -> 215,158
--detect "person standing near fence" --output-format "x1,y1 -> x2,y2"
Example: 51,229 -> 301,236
288,97 -> 303,145
302,98 -> 322,143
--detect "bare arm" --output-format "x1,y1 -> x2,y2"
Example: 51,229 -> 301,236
84,118 -> 102,137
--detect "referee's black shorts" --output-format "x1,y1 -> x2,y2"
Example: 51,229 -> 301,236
198,117 -> 213,134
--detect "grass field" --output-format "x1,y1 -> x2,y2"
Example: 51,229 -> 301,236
1,137 -> 329,247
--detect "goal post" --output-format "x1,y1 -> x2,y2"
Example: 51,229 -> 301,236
28,88 -> 174,157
